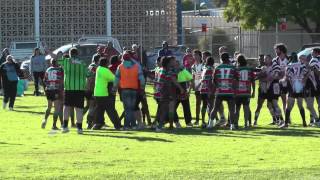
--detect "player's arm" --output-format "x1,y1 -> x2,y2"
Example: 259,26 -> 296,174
251,70 -> 256,98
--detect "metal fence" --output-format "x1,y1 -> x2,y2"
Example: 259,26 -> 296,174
1,31 -> 320,59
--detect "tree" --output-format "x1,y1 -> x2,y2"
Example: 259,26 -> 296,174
224,0 -> 320,42
211,0 -> 228,7
182,0 -> 194,11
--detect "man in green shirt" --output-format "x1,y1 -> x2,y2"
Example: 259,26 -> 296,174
60,48 -> 87,134
92,57 -> 121,130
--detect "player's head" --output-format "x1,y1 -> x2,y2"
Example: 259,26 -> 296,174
258,54 -> 264,64
205,56 -> 214,66
289,52 -> 298,63
274,43 -> 287,56
50,58 -> 58,66
237,55 -> 247,67
299,55 -> 308,64
219,46 -> 227,55
312,48 -> 320,58
220,52 -> 230,64
92,54 -> 101,64
69,48 -> 78,58
110,55 -> 119,65
99,57 -> 109,67
161,56 -> 172,69
202,51 -> 211,62
264,54 -> 272,66
192,49 -> 202,62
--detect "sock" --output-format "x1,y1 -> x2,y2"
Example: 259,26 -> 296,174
53,113 -> 58,127
285,109 -> 291,125
299,108 -> 306,125
63,120 -> 69,128
254,111 -> 260,121
272,116 -> 277,123
76,123 -> 83,130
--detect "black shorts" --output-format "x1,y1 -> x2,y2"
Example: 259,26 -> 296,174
235,96 -> 250,106
64,90 -> 85,108
195,91 -> 201,97
45,90 -> 61,101
304,79 -> 319,97
280,82 -> 288,95
267,81 -> 280,101
85,91 -> 93,100
201,94 -> 209,101
258,89 -> 268,99
287,82 -> 304,98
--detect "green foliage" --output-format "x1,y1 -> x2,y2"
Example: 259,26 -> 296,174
182,0 -> 194,11
224,0 -> 320,41
1,85 -> 320,179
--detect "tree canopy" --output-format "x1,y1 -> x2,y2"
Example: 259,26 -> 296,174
224,0 -> 320,42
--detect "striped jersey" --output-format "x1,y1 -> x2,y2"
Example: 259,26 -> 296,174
200,65 -> 214,94
258,66 -> 273,93
214,63 -> 236,96
308,57 -> 320,88
235,66 -> 255,97
191,63 -> 204,91
271,57 -> 288,79
59,57 -> 87,91
44,66 -> 64,91
154,67 -> 176,100
286,61 -> 308,93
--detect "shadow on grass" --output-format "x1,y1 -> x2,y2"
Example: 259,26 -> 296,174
253,126 -> 320,137
13,109 -> 44,115
82,132 -> 174,143
0,141 -> 23,146
15,105 -> 46,109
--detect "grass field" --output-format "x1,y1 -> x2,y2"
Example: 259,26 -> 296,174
1,85 -> 320,180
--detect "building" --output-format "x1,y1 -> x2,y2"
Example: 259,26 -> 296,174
0,0 -> 180,50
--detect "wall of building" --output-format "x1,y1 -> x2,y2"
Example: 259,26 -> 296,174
0,0 -> 178,50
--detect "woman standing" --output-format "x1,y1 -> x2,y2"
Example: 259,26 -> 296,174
30,48 -> 46,96
0,55 -> 21,110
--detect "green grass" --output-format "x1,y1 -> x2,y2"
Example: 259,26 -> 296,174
1,85 -> 320,180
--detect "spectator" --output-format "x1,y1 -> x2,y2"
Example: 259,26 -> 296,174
113,51 -> 145,130
0,55 -> 21,110
92,57 -> 121,130
30,48 -> 46,96
0,48 -> 10,95
183,48 -> 195,72
158,41 -> 173,57
60,48 -> 87,134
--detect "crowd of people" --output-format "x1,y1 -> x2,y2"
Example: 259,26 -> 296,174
1,41 -> 320,134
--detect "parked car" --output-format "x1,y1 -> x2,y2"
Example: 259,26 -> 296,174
297,46 -> 320,60
300,43 -> 320,51
146,45 -> 187,70
10,41 -> 45,62
45,37 -> 122,65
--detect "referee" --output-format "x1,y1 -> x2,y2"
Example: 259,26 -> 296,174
60,48 -> 87,134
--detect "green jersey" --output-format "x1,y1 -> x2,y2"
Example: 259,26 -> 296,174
59,57 -> 87,91
94,66 -> 115,97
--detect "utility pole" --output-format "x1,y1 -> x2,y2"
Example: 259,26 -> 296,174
34,0 -> 40,43
106,0 -> 112,37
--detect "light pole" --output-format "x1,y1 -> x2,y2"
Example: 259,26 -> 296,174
106,0 -> 112,37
